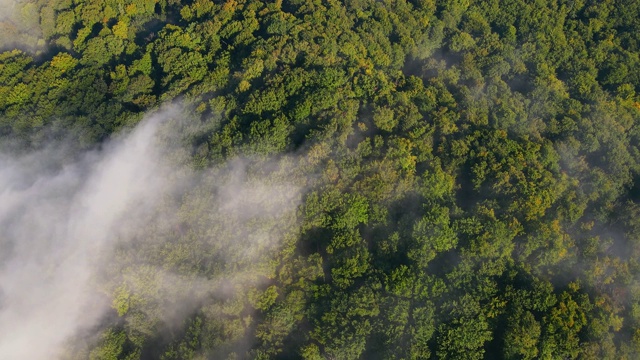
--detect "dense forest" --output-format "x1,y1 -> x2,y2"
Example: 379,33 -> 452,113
1,0 -> 640,358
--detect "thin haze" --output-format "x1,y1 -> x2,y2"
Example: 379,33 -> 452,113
0,0 -> 17,20
0,108 -> 302,359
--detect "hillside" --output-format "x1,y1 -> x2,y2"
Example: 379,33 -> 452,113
1,0 -> 640,358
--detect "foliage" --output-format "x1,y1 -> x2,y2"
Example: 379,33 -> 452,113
2,0 -> 640,358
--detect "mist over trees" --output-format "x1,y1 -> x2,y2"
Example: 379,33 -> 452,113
1,0 -> 640,358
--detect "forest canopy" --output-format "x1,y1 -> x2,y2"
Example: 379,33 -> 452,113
1,0 -> 640,358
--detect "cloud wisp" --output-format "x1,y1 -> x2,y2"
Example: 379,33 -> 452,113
0,107 -> 303,359
0,110 -> 179,358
